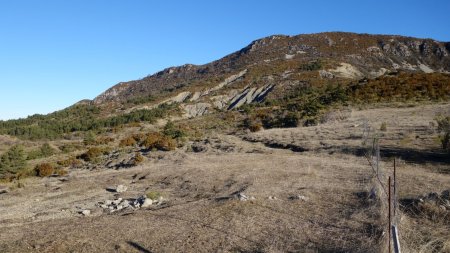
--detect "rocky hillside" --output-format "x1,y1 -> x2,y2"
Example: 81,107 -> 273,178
93,32 -> 450,108
1,32 -> 450,140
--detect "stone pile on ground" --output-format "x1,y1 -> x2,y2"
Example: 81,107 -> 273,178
418,190 -> 450,210
97,195 -> 165,213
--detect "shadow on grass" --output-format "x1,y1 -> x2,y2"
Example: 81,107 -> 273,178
127,241 -> 152,253
340,146 -> 450,166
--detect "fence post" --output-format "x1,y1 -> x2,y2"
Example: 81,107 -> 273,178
392,225 -> 401,253
393,158 -> 397,216
388,176 -> 392,253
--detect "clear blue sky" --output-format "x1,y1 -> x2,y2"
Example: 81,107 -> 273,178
1,0 -> 449,120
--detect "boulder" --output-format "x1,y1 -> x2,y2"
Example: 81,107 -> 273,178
141,198 -> 153,208
81,209 -> 91,216
115,185 -> 127,193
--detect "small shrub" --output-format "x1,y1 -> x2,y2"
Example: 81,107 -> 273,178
59,143 -> 82,153
155,137 -> 177,151
132,152 -> 144,166
127,122 -> 142,127
83,131 -> 97,146
55,168 -> 68,176
146,191 -> 162,200
163,121 -> 187,139
380,122 -> 387,131
78,147 -> 104,162
129,133 -> 146,143
96,136 -> 114,145
436,116 -> 450,153
119,136 -> 137,147
0,145 -> 27,179
244,118 -> 263,132
142,132 -> 162,149
34,163 -> 54,177
57,156 -> 82,168
40,143 -> 55,157
249,122 -> 263,132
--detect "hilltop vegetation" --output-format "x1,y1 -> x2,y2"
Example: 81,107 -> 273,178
0,103 -> 177,140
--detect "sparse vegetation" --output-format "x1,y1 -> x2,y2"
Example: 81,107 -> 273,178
119,136 -> 137,147
380,122 -> 387,131
34,163 -> 55,177
0,103 -> 176,140
57,156 -> 83,168
0,145 -> 27,179
142,132 -> 176,151
146,191 -> 162,200
78,147 -> 109,162
131,152 -> 144,166
436,116 -> 450,153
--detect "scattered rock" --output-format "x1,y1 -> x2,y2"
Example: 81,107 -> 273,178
112,198 -> 123,205
237,193 -> 255,201
289,195 -> 309,201
107,185 -> 128,193
141,198 -> 153,208
268,196 -> 278,200
115,185 -> 127,193
0,187 -> 9,194
81,209 -> 91,216
191,142 -> 208,153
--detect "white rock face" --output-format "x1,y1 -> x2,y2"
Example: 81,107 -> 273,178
183,103 -> 212,118
328,63 -> 363,79
165,91 -> 192,104
197,69 -> 248,98
227,84 -> 274,110
418,63 -> 434,73
189,92 -> 201,102
369,68 -> 388,78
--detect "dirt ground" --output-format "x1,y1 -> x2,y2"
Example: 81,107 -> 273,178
1,103 -> 449,253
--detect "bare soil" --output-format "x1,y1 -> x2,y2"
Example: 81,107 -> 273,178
1,103 -> 449,253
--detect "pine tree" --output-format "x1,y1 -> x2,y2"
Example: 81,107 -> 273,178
0,145 -> 27,178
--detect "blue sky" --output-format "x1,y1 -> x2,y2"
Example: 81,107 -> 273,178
1,0 -> 449,120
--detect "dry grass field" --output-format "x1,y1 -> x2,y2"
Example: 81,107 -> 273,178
0,103 -> 449,252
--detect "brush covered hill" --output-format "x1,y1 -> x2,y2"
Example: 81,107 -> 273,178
1,32 -> 450,141
93,32 -> 450,104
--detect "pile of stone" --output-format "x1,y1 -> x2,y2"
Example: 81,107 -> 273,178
417,190 -> 450,210
97,195 -> 164,213
237,193 -> 255,201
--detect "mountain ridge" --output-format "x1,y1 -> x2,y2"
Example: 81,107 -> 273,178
92,31 -> 450,105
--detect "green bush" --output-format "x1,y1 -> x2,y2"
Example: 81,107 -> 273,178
40,143 -> 55,157
146,191 -> 162,200
83,131 -> 97,146
0,145 -> 27,179
163,121 -> 187,139
0,103 -> 176,140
